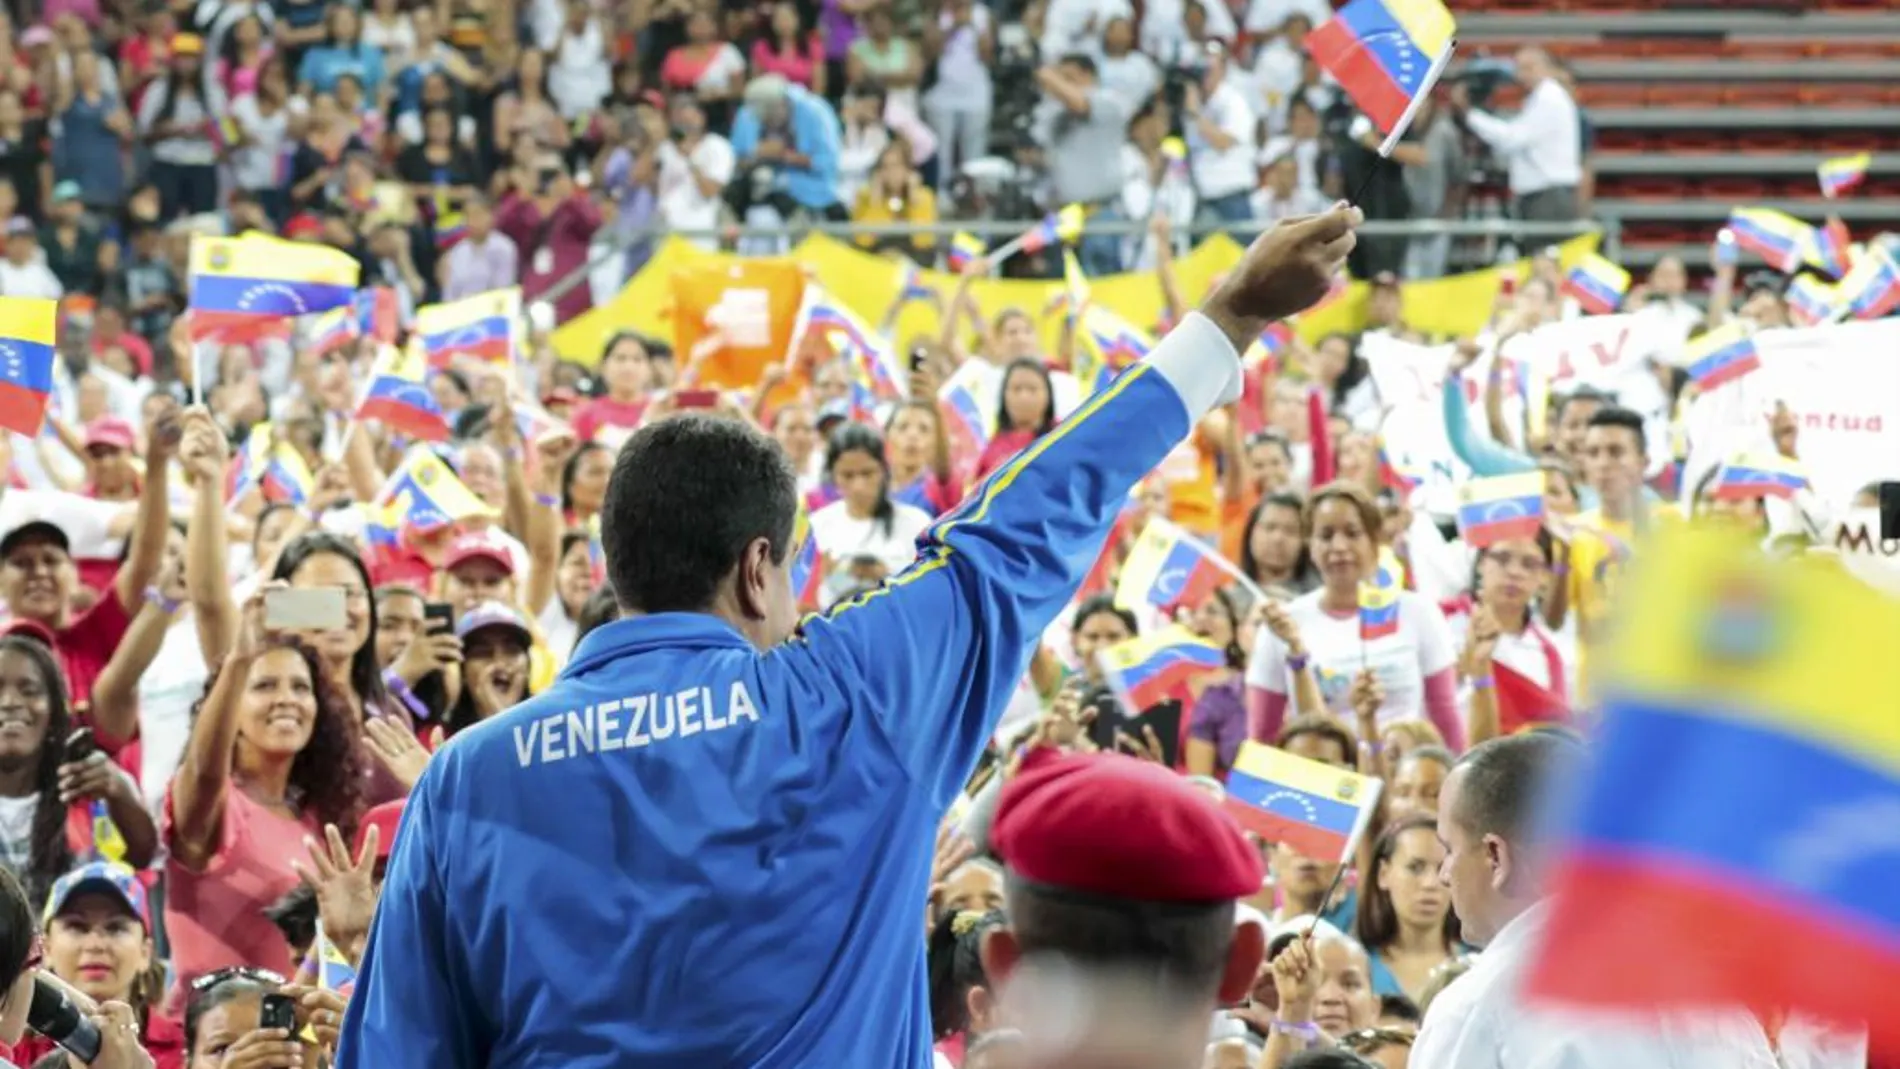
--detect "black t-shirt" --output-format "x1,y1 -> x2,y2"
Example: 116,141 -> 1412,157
0,122 -> 49,221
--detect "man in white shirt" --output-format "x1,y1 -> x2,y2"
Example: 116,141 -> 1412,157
0,219 -> 61,299
657,93 -> 735,250
1183,47 -> 1258,225
1452,46 -> 1581,223
1419,734 -> 1867,1069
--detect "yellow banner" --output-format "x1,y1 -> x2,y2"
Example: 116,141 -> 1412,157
551,232 -> 1602,370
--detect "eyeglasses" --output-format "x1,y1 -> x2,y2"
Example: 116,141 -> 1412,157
1340,1026 -> 1416,1052
1483,549 -> 1548,573
189,966 -> 286,993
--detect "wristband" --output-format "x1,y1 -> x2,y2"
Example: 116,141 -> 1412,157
383,669 -> 431,720
1286,653 -> 1310,673
1270,1019 -> 1322,1045
143,586 -> 181,615
533,492 -> 561,509
1551,563 -> 1570,577
503,446 -> 525,464
1470,675 -> 1495,691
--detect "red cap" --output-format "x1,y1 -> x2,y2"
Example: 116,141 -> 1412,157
443,530 -> 515,575
0,618 -> 56,649
82,416 -> 137,453
355,799 -> 406,860
993,749 -> 1265,903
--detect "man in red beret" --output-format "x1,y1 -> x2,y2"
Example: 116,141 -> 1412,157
983,747 -> 1268,1068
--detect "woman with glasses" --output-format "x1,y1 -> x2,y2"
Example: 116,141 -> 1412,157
161,584 -> 364,1011
182,968 -> 336,1069
1446,529 -> 1571,747
4,862 -> 180,1067
1351,815 -> 1461,1005
1235,492 -> 1319,600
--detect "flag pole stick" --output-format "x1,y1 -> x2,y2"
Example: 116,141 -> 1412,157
1348,41 -> 1458,209
1306,862 -> 1351,938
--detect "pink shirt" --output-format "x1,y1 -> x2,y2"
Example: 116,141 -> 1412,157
749,38 -> 821,90
161,785 -> 321,1012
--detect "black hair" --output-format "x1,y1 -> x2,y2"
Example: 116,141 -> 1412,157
598,330 -> 651,385
1283,1052 -> 1379,1069
118,518 -> 187,566
443,625 -> 534,738
927,908 -> 1005,1039
1004,875 -> 1236,1005
1318,333 -> 1371,410
824,422 -> 896,537
185,975 -> 273,1054
1584,403 -> 1647,457
262,881 -> 319,960
574,586 -> 619,652
1449,732 -> 1582,847
1352,814 -> 1461,955
1238,492 -> 1315,589
1205,585 -> 1247,670
1378,993 -> 1421,1023
995,358 -> 1056,436
1276,714 -> 1355,767
1468,526 -> 1555,628
0,637 -> 75,905
271,531 -> 388,715
561,441 -> 612,515
1070,594 -> 1137,638
1056,52 -> 1098,77
0,866 -> 35,998
601,414 -> 797,614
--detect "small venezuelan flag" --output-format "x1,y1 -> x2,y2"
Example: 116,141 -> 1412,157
1098,626 -> 1226,712
1784,274 -> 1840,327
1805,216 -> 1852,280
1711,452 -> 1806,502
1306,0 -> 1457,138
1019,203 -> 1087,254
947,231 -> 986,272
1684,323 -> 1761,392
1114,518 -> 1235,614
415,287 -> 520,366
376,448 -> 496,530
187,234 -> 359,328
1817,152 -> 1871,199
894,258 -> 937,305
0,296 -> 58,436
1841,247 -> 1900,320
1526,524 -> 1900,1055
357,343 -> 450,442
1563,253 -> 1630,315
307,304 -> 360,356
1726,208 -> 1812,273
807,296 -> 905,398
938,377 -> 991,470
1358,548 -> 1403,641
355,286 -> 400,343
1457,471 -> 1548,548
1224,740 -> 1382,862
789,501 -> 824,608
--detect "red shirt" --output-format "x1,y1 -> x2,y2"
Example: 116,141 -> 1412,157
5,1008 -> 183,1068
572,396 -> 647,444
55,583 -> 133,720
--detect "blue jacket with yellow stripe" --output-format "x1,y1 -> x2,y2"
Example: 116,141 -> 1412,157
335,313 -> 1246,1068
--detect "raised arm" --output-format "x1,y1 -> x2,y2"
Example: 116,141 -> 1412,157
791,208 -> 1362,806
113,404 -> 180,610
180,409 -> 239,669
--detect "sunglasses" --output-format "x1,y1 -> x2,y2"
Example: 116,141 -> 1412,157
189,966 -> 286,993
1340,1026 -> 1416,1052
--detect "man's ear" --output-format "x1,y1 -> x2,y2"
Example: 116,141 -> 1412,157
734,535 -> 774,622
1217,918 -> 1266,1006
1485,832 -> 1513,895
979,928 -> 1021,989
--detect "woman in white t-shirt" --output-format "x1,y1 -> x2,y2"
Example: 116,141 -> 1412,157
809,423 -> 932,608
1245,482 -> 1463,748
1444,530 -> 1574,742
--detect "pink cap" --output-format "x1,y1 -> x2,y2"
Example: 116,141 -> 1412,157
82,416 -> 137,453
442,530 -> 514,575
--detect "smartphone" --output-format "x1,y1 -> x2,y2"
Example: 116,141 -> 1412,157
1715,227 -> 1739,266
673,389 -> 720,409
64,727 -> 96,763
423,602 -> 455,636
259,993 -> 297,1033
264,587 -> 349,631
908,346 -> 928,373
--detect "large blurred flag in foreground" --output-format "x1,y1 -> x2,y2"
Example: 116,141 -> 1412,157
1307,0 -> 1456,151
1527,524 -> 1900,1053
0,296 -> 56,436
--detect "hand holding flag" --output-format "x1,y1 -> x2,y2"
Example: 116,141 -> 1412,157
1308,0 -> 1457,184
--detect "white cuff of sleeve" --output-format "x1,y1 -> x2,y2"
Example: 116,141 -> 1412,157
1143,311 -> 1245,422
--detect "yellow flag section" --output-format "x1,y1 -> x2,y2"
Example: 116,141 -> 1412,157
552,233 -> 1602,367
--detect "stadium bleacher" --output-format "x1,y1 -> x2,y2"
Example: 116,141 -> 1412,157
1456,6 -> 1900,270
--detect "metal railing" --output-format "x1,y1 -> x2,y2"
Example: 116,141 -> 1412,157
541,217 -> 1616,308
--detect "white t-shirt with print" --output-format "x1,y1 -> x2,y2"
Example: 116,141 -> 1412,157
1246,588 -> 1456,725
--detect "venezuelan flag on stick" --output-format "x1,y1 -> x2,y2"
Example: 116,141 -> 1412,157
894,258 -> 937,305
1457,472 -> 1547,548
1359,547 -> 1403,640
0,296 -> 58,436
355,286 -> 399,343
306,305 -> 360,357
1097,626 -> 1226,712
1563,253 -> 1630,315
1684,322 -> 1761,392
809,297 -> 906,399
1784,274 -> 1842,327
938,374 -> 991,477
415,287 -> 520,366
1224,740 -> 1382,862
1306,0 -> 1457,153
1711,452 -> 1806,502
1526,524 -> 1900,1055
1114,518 -> 1241,613
357,343 -> 450,442
1841,246 -> 1900,321
946,231 -> 986,272
993,204 -> 1086,263
1494,662 -> 1570,736
376,447 -> 496,530
789,500 -> 824,609
231,422 -> 315,506
1805,217 -> 1851,280
1817,152 -> 1871,199
1725,208 -> 1812,274
187,235 -> 359,340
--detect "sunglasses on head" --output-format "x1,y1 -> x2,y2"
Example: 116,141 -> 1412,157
189,966 -> 286,993
1340,1026 -> 1416,1052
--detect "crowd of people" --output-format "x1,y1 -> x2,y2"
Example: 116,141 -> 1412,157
0,0 -> 1879,1063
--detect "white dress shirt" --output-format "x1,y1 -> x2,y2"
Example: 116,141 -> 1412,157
1415,902 -> 1868,1069
1187,79 -> 1258,201
1464,78 -> 1582,197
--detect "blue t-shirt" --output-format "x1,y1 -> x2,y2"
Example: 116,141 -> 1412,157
335,318 -> 1242,1067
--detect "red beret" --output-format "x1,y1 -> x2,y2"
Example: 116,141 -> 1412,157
992,748 -> 1265,903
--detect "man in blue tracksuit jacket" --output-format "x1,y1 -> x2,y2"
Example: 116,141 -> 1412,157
336,205 -> 1361,1068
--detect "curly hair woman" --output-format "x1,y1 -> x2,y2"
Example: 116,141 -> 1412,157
162,585 -> 364,1013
